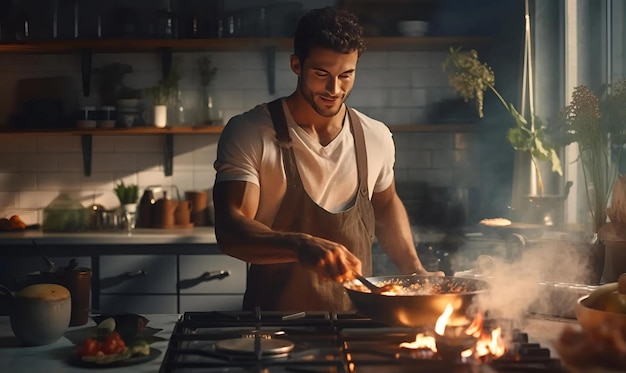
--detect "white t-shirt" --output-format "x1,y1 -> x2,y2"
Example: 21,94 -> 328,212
214,99 -> 395,227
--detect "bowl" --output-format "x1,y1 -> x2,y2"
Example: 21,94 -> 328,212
397,21 -> 429,37
575,282 -> 626,333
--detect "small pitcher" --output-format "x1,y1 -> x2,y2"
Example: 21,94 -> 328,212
175,200 -> 193,226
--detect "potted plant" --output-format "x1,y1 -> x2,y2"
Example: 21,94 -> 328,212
145,61 -> 181,128
442,47 -> 563,197
114,181 -> 139,210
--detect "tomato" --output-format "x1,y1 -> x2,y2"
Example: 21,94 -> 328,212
78,338 -> 100,357
102,332 -> 127,355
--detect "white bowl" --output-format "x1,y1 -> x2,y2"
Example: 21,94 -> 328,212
397,21 -> 429,37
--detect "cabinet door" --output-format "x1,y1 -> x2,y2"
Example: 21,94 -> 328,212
178,255 -> 246,294
99,255 -> 176,294
99,295 -> 177,314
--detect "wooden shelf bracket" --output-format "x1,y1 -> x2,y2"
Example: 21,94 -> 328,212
81,134 -> 92,176
164,133 -> 173,177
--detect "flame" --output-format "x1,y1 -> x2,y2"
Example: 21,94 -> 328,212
400,303 -> 507,360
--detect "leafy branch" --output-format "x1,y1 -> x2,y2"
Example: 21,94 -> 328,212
442,47 -> 562,195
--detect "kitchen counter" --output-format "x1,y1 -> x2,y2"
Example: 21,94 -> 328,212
0,227 -> 221,256
0,313 -> 579,372
0,314 -> 180,373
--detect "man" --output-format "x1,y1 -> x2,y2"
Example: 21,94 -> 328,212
213,7 -> 442,312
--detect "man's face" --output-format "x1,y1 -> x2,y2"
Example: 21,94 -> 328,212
291,47 -> 359,118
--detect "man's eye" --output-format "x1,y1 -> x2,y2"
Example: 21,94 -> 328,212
315,72 -> 328,77
340,74 -> 352,79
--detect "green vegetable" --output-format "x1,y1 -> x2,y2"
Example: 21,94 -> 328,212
130,339 -> 150,356
97,317 -> 116,336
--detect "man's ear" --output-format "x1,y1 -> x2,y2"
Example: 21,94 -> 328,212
290,54 -> 301,75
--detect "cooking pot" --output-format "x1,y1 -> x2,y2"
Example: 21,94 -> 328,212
575,273 -> 626,333
0,283 -> 71,346
344,275 -> 489,327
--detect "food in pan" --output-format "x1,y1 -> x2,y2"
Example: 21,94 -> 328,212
478,217 -> 512,227
346,277 -> 474,296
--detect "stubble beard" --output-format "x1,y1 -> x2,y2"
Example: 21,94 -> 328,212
298,78 -> 350,118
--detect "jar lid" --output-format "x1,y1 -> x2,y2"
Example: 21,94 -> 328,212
101,106 -> 116,111
81,106 -> 97,111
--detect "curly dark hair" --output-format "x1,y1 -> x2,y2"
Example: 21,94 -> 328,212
293,7 -> 366,63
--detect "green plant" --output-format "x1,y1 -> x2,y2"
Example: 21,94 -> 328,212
145,60 -> 181,106
442,47 -> 562,195
114,181 -> 139,205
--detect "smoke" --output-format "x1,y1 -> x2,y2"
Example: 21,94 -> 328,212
472,240 -> 599,324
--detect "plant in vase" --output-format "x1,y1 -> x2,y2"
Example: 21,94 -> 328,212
114,181 -> 139,210
549,80 -> 626,235
198,56 -> 219,125
442,47 -> 563,197
146,61 -> 181,128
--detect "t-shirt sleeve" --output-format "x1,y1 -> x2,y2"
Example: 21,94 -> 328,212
213,113 -> 263,186
373,128 -> 395,193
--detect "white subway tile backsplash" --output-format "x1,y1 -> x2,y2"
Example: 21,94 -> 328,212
388,52 -> 432,69
407,169 -> 453,186
0,154 -> 18,172
115,136 -> 162,152
358,52 -> 389,69
37,136 -> 81,152
0,137 -> 38,153
172,171 -> 195,194
92,153 -> 138,172
137,170 -> 173,190
0,172 -> 37,191
136,152 -> 164,172
36,172 -> 81,191
18,154 -> 58,171
18,190 -> 63,209
56,153 -> 84,172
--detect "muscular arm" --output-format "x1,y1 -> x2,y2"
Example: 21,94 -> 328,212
371,180 -> 442,276
213,180 -> 362,281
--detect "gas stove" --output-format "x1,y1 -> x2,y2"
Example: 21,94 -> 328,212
159,310 -> 566,372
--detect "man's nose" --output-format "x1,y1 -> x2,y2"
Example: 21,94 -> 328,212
325,77 -> 340,94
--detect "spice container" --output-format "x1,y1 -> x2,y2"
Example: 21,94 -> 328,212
97,105 -> 116,128
76,106 -> 97,128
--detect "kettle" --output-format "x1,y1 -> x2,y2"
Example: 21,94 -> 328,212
137,185 -> 160,228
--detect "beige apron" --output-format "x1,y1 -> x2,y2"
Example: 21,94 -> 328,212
242,99 -> 375,312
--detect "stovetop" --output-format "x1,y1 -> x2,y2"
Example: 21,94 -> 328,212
159,310 -> 566,373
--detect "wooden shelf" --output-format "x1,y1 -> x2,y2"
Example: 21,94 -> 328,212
0,125 -> 225,136
0,124 -> 476,136
0,36 -> 490,54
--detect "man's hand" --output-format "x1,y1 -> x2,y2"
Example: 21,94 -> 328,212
296,234 -> 362,283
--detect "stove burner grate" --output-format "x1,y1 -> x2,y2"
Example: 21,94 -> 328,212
160,311 -> 567,373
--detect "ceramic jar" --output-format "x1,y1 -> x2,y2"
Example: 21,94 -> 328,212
0,283 -> 71,346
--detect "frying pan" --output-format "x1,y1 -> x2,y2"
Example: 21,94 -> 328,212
344,275 -> 489,328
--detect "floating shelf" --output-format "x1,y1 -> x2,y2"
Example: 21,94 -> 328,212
0,36 -> 490,53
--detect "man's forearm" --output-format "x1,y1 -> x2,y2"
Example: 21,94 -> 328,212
374,194 -> 425,274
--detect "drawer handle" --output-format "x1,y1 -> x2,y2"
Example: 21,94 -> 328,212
100,269 -> 147,289
125,270 -> 147,279
177,270 -> 230,290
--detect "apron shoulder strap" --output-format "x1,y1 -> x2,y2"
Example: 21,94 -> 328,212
267,99 -> 291,145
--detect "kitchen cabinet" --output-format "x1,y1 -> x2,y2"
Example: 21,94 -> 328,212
95,253 -> 245,314
97,255 -> 178,314
178,255 -> 246,311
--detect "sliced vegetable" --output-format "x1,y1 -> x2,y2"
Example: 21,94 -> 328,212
130,339 -> 150,356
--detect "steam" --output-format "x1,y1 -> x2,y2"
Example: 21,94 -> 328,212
471,240 -> 599,324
